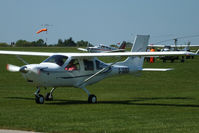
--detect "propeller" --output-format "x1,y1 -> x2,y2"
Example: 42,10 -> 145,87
6,64 -> 29,73
6,64 -> 40,74
6,64 -> 20,72
6,56 -> 41,74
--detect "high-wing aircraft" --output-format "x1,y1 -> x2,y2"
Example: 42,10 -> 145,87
77,41 -> 126,53
0,35 -> 197,104
149,35 -> 199,51
148,44 -> 199,48
148,36 -> 199,62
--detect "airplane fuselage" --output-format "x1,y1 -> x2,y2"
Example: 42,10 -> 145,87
22,56 -> 131,88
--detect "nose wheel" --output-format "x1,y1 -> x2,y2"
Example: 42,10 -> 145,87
34,87 -> 56,104
34,88 -> 44,104
35,94 -> 44,104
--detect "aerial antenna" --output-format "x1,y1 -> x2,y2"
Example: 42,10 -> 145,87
174,38 -> 178,51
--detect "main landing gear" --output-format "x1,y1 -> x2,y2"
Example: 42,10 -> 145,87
34,87 -> 56,104
88,94 -> 97,103
34,86 -> 97,104
81,86 -> 97,103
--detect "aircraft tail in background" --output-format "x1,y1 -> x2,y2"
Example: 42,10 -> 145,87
116,35 -> 150,71
118,41 -> 126,49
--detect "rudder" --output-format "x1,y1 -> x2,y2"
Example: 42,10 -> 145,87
131,35 -> 150,52
116,35 -> 150,71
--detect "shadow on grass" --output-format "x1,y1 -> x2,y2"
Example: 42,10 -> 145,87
4,97 -> 35,100
5,96 -> 199,108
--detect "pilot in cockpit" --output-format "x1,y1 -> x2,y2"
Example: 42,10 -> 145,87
65,60 -> 77,71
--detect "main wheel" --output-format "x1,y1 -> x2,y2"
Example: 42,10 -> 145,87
35,94 -> 44,104
88,95 -> 97,103
45,92 -> 53,101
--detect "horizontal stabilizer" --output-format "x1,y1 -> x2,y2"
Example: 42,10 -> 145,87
142,68 -> 173,71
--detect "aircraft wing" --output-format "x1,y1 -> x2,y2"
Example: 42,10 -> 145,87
69,51 -> 196,58
0,50 -> 54,56
111,49 -> 126,52
148,44 -> 165,48
0,50 -> 197,57
77,48 -> 88,52
142,68 -> 173,71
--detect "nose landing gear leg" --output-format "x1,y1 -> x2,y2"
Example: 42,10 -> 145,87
45,87 -> 56,101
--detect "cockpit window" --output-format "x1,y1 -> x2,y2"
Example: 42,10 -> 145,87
43,55 -> 68,66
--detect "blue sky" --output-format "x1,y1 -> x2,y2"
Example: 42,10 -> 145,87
0,0 -> 199,45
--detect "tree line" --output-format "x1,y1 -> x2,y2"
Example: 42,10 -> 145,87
0,37 -> 93,47
0,37 -> 133,48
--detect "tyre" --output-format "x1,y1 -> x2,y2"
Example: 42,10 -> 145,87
35,94 -> 44,104
88,95 -> 97,103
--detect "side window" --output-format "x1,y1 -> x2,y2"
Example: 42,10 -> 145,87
65,59 -> 80,71
83,59 -> 94,71
95,60 -> 103,70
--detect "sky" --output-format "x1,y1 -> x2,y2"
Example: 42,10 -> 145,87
0,0 -> 199,46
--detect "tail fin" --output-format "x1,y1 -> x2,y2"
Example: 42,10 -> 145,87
131,35 -> 150,52
116,35 -> 150,71
119,41 -> 126,49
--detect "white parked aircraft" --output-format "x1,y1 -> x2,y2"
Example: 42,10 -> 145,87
0,35 -> 197,104
148,44 -> 199,48
149,35 -> 199,51
77,41 -> 126,53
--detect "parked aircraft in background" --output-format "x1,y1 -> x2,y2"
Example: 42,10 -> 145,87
149,35 -> 199,51
78,41 -> 126,53
148,35 -> 199,62
0,35 -> 197,104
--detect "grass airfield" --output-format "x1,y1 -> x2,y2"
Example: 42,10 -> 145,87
0,47 -> 199,133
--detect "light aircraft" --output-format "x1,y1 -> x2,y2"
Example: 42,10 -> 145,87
0,35 -> 197,104
148,36 -> 199,62
148,44 -> 199,49
149,35 -> 199,51
77,41 -> 126,53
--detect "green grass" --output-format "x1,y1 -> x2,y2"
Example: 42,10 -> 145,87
0,47 -> 199,133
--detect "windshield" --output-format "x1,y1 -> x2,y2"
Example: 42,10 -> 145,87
43,55 -> 68,66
